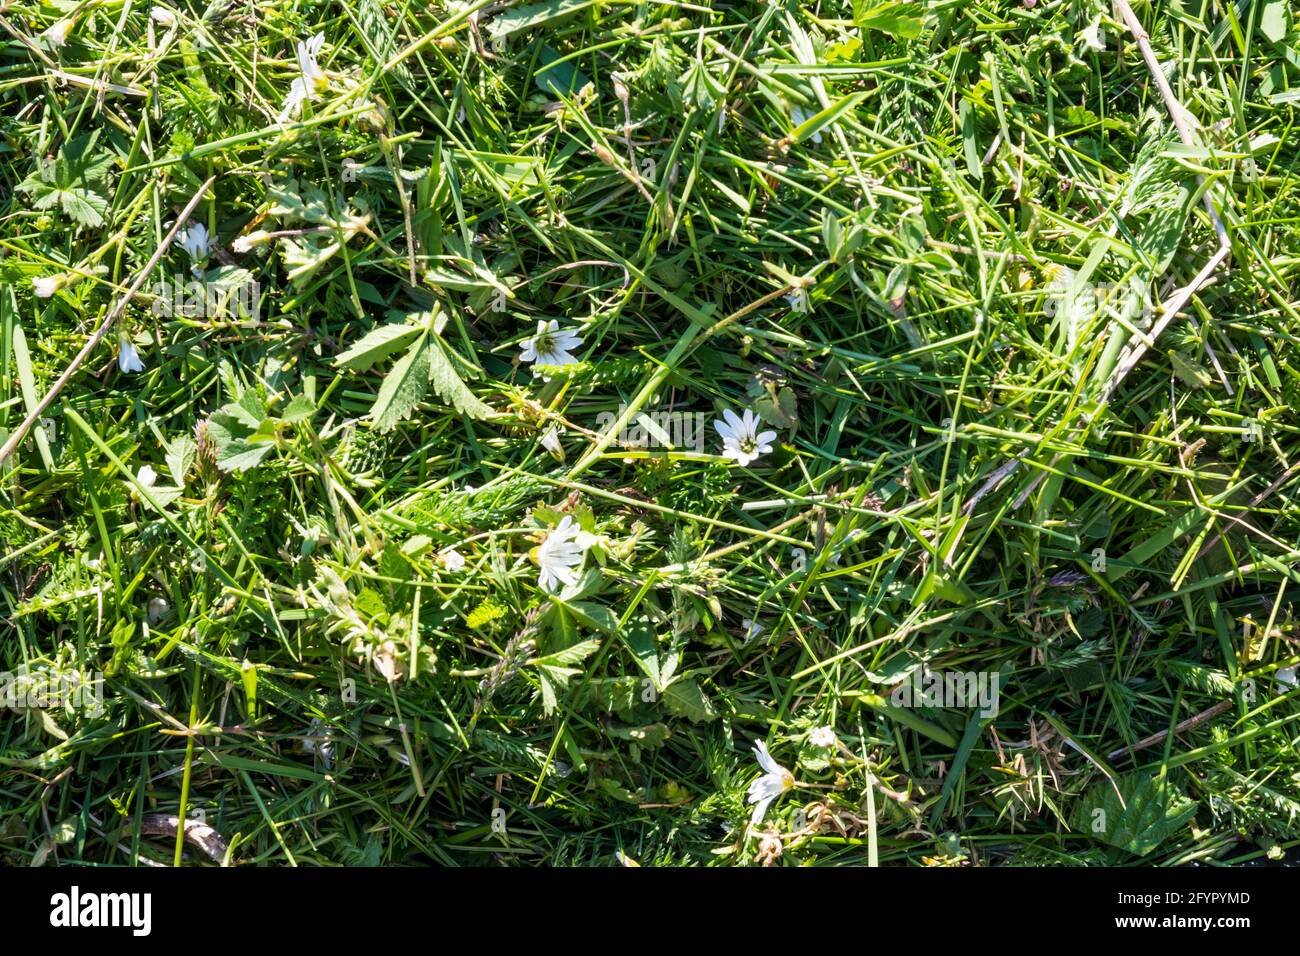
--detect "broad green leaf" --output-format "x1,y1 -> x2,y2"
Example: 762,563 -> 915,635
370,332 -> 432,433
335,322 -> 423,370
280,394 -> 316,424
853,1 -> 926,40
1072,772 -> 1198,857
661,677 -> 716,722
487,0 -> 596,41
164,434 -> 196,487
427,339 -> 493,420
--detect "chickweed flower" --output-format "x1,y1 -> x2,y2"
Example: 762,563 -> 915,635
180,222 -> 210,260
439,548 -> 466,572
540,426 -> 564,461
537,515 -> 587,592
808,726 -> 837,749
715,408 -> 776,467
282,32 -> 327,119
519,320 -> 582,368
33,273 -> 71,298
44,19 -> 74,48
180,223 -> 210,275
747,740 -> 794,825
117,335 -> 145,374
232,230 -> 273,253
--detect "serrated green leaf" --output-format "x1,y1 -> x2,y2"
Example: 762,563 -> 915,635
1072,771 -> 1198,857
370,332 -> 432,433
335,322 -> 423,370
427,339 -> 492,420
164,434 -> 196,486
662,677 -> 716,722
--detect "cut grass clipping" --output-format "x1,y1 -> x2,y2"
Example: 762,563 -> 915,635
3,0 -> 1300,867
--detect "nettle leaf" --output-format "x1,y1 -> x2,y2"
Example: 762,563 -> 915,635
362,314 -> 492,432
1072,771 -> 1198,858
661,676 -> 717,722
164,434 -> 197,486
370,331 -> 434,432
427,338 -> 492,419
335,322 -> 424,371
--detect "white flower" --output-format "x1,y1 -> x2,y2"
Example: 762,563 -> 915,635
741,618 -> 763,641
44,19 -> 73,47
790,105 -> 823,144
540,426 -> 564,459
118,336 -> 145,374
785,281 -> 812,313
33,275 -> 63,298
232,230 -> 271,253
1277,666 -> 1298,690
519,320 -> 583,368
282,32 -> 327,119
150,7 -> 176,25
147,596 -> 170,623
747,740 -> 794,825
138,465 -> 158,488
440,548 -> 466,572
809,726 -> 836,749
714,408 -> 777,467
537,515 -> 587,592
180,222 -> 210,262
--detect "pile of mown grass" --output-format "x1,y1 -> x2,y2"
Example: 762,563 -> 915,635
3,0 -> 1300,866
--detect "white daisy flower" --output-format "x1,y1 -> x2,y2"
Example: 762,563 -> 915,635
44,19 -> 73,47
519,320 -> 583,368
180,222 -> 210,263
117,336 -> 145,374
439,548 -> 466,572
790,105 -> 823,144
808,726 -> 836,749
747,740 -> 795,825
714,408 -> 777,467
150,7 -> 176,26
282,32 -> 327,119
537,515 -> 587,592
